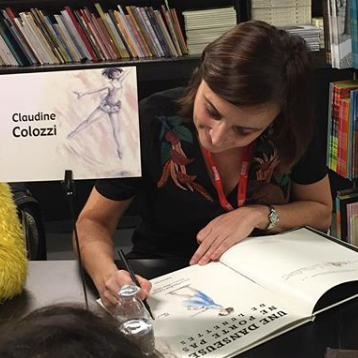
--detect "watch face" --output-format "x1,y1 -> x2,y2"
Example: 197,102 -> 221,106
270,211 -> 278,223
268,207 -> 279,228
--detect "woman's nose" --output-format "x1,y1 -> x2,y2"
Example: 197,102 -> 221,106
209,121 -> 228,145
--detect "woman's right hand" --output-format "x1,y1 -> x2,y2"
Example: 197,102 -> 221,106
100,269 -> 152,309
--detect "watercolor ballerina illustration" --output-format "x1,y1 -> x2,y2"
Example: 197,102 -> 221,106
169,285 -> 234,316
67,67 -> 128,159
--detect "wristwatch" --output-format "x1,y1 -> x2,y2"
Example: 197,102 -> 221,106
267,205 -> 279,230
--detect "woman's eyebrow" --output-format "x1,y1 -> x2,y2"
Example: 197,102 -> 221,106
204,97 -> 222,117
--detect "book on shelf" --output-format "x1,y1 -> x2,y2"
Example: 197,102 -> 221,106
112,9 -> 140,58
54,13 -> 84,62
136,6 -> 163,57
154,8 -> 179,57
347,201 -> 358,246
0,14 -> 30,66
335,189 -> 358,244
182,6 -> 236,55
34,8 -> 71,63
251,0 -> 310,7
311,17 -> 324,49
81,6 -> 110,60
350,0 -> 358,69
98,227 -> 358,357
0,4 -> 188,67
327,80 -> 358,179
278,24 -> 321,52
322,0 -> 332,63
327,0 -> 352,69
94,3 -> 129,59
106,9 -> 134,58
250,0 -> 311,27
1,7 -> 37,65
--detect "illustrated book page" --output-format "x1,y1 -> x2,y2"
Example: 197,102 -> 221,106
219,227 -> 358,315
149,261 -> 310,358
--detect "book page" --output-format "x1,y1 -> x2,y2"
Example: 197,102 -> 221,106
148,261 -> 308,358
220,228 -> 358,315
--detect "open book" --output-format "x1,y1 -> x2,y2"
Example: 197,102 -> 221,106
147,227 -> 358,358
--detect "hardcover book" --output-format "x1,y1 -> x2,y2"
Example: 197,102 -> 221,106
0,67 -> 140,182
117,227 -> 358,358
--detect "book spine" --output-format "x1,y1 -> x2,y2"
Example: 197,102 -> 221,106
30,8 -> 65,64
0,30 -> 19,65
58,11 -> 87,60
160,5 -> 182,56
105,12 -> 130,58
64,6 -> 98,61
54,14 -> 82,62
146,7 -> 171,57
350,0 -> 358,69
126,6 -> 153,57
170,8 -> 188,55
107,9 -> 133,58
3,7 -> 38,63
17,13 -> 49,64
133,6 -> 159,57
139,7 -> 163,57
73,9 -> 102,61
94,3 -> 124,58
0,15 -> 27,66
125,13 -> 148,57
336,99 -> 350,178
93,15 -> 118,59
81,7 -> 108,60
112,10 -> 138,58
154,10 -> 178,57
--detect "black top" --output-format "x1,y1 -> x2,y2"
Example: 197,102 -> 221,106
96,88 -> 327,258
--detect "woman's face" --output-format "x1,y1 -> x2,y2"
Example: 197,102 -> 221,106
193,81 -> 280,153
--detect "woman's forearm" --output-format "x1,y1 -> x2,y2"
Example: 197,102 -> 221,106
74,217 -> 118,293
254,200 -> 332,233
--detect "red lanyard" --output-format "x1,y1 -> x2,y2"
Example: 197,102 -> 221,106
203,143 -> 254,211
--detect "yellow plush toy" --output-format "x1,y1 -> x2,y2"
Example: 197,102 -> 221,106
0,182 -> 28,301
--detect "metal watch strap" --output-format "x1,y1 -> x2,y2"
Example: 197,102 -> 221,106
267,205 -> 279,230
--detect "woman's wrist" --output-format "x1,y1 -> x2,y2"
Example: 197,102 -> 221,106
248,205 -> 271,231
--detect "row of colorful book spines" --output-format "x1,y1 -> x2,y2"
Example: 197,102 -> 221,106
0,4 -> 188,67
327,84 -> 358,179
327,123 -> 358,179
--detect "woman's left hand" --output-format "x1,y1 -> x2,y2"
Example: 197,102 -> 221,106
189,205 -> 268,266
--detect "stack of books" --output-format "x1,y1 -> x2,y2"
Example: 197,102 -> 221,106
312,17 -> 325,49
326,79 -> 358,181
280,25 -> 321,52
251,0 -> 311,27
0,3 -> 188,67
182,7 -> 236,55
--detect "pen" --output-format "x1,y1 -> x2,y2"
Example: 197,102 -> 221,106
117,249 -> 155,320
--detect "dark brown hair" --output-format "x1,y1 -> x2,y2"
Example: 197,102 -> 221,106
0,304 -> 160,358
179,20 -> 314,170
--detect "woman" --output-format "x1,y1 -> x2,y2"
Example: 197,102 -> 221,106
75,21 -> 332,308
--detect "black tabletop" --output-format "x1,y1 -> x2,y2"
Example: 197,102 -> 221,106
0,259 -> 357,358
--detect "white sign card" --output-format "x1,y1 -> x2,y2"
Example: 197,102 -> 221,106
0,66 -> 141,182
